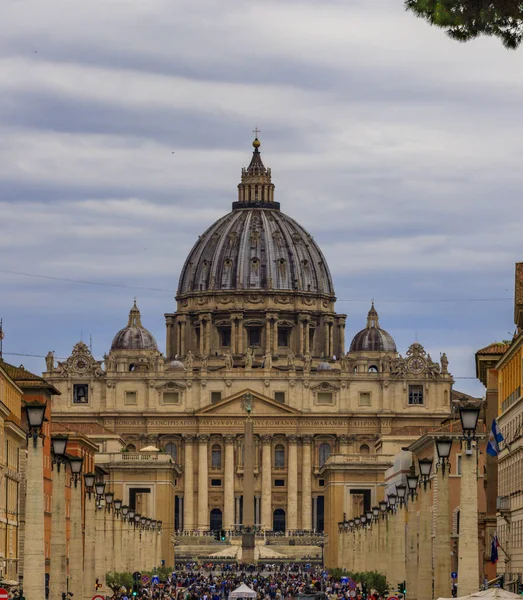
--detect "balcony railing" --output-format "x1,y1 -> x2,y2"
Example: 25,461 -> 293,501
497,495 -> 510,512
96,452 -> 177,465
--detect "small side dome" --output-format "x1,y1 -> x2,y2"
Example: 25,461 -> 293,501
111,301 -> 158,351
167,359 -> 185,370
349,303 -> 396,353
317,361 -> 332,371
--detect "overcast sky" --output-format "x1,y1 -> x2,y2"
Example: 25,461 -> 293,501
1,0 -> 521,396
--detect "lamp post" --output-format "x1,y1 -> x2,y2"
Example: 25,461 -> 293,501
113,499 -> 123,573
50,434 -> 69,600
68,455 -> 84,600
22,401 -> 47,600
406,471 -> 419,600
94,480 -> 106,590
417,456 -> 434,600
434,437 -> 453,599
104,491 -> 115,574
395,485 -> 407,584
127,509 -> 135,573
458,404 -> 481,595
83,472 -> 96,600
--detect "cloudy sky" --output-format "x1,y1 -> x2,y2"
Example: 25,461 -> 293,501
1,0 -> 521,396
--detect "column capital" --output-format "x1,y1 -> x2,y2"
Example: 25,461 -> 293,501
302,434 -> 313,444
165,316 -> 174,325
260,435 -> 272,444
223,434 -> 236,445
183,434 -> 197,443
287,434 -> 299,444
338,434 -> 350,443
266,312 -> 278,321
177,315 -> 188,324
230,312 -> 244,321
197,434 -> 210,443
299,313 -> 312,322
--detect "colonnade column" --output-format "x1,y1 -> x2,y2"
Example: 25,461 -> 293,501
83,495 -> 96,600
261,436 -> 272,530
69,478 -> 83,599
406,495 -> 419,600
49,467 -> 67,600
183,435 -> 195,531
417,482 -> 432,600
458,447 -> 480,595
94,500 -> 106,587
434,464 -> 451,600
302,435 -> 312,530
223,435 -> 235,530
197,434 -> 209,530
287,435 -> 298,532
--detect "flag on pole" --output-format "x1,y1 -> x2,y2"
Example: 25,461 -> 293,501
491,534 -> 500,563
487,419 -> 504,457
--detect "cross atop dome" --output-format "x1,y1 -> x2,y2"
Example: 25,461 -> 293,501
233,135 -> 279,210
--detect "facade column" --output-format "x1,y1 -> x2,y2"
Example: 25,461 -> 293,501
180,318 -> 186,356
183,435 -> 195,531
199,318 -> 205,356
338,434 -> 350,455
406,496 -> 419,600
69,480 -> 84,599
458,448 -> 480,595
235,497 -> 241,526
206,316 -> 212,355
223,435 -> 235,530
50,467 -> 67,600
329,321 -> 334,357
287,435 -> 298,532
237,315 -> 244,355
261,436 -> 272,530
312,497 -> 318,531
304,320 -> 310,354
24,440 -> 45,600
299,319 -> 304,356
166,316 -> 174,358
339,318 -> 346,355
231,319 -> 237,355
434,466 -> 451,600
272,319 -> 278,355
302,435 -> 312,530
265,315 -> 272,355
197,434 -> 209,530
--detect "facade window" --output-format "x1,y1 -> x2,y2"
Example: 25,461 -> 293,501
456,454 -> 462,476
220,327 -> 231,347
163,392 -> 179,404
73,384 -> 89,404
248,327 -> 261,347
274,479 -> 285,487
359,392 -> 371,406
211,391 -> 222,404
309,328 -> 315,351
212,444 -> 222,468
319,443 -> 331,466
165,443 -> 177,460
368,365 -> 378,373
278,328 -> 290,347
317,392 -> 333,405
124,391 -> 137,405
211,479 -> 222,487
318,479 -> 325,487
408,385 -> 424,405
274,444 -> 285,468
126,444 -> 136,452
360,444 -> 370,454
274,392 -> 285,404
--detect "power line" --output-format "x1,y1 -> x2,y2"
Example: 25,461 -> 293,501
0,268 -> 513,304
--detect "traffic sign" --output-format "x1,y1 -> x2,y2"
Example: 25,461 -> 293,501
142,575 -> 150,584
92,596 -> 105,600
452,572 -> 458,580
388,596 -> 399,600
0,589 -> 9,600
151,575 -> 160,584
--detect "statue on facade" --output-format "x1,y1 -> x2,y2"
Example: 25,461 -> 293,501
201,355 -> 208,371
440,352 -> 449,374
287,351 -> 296,371
262,351 -> 272,370
185,350 -> 194,369
303,352 -> 312,372
45,351 -> 54,372
245,347 -> 253,369
224,350 -> 233,370
382,356 -> 391,373
390,356 -> 406,376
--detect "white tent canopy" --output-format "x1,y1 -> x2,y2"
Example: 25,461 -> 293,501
229,583 -> 257,599
140,445 -> 160,452
439,589 -> 523,600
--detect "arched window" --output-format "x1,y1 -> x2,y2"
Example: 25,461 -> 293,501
275,444 -> 285,468
210,508 -> 223,531
319,443 -> 331,466
273,508 -> 286,532
360,444 -> 370,455
126,444 -> 136,452
212,444 -> 222,468
165,443 -> 177,460
368,365 -> 378,373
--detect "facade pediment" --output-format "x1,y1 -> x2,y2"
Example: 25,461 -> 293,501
195,389 -> 301,416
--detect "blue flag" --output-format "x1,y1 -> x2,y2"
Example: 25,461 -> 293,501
491,534 -> 499,563
487,419 -> 504,457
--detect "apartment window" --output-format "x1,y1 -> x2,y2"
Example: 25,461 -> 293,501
319,443 -> 331,466
278,328 -> 290,347
274,479 -> 285,487
219,327 -> 231,347
211,444 -> 222,468
274,392 -> 285,404
163,392 -> 179,405
408,385 -> 424,405
248,327 -> 261,347
73,384 -> 89,404
275,444 -> 285,468
359,392 -> 371,406
317,392 -> 333,405
211,391 -> 222,404
124,391 -> 137,405
211,479 -> 222,487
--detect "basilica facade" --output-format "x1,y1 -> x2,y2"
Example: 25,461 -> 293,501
46,139 -> 453,564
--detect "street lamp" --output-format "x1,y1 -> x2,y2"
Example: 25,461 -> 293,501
396,484 -> 407,507
157,520 -> 162,532
379,500 -> 387,518
407,473 -> 419,499
105,491 -> 114,512
459,404 -> 481,453
366,510 -> 372,522
141,516 -> 146,528
435,437 -> 453,475
388,493 -> 397,511
114,499 -> 122,517
68,455 -> 84,488
372,505 -> 379,520
51,434 -> 69,472
134,514 -> 141,528
418,457 -> 434,490
95,481 -> 106,501
84,472 -> 96,499
354,517 -> 360,527
24,401 -> 47,447
361,514 -> 367,526
122,505 -> 129,519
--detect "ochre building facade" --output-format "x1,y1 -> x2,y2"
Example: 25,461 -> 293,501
46,139 -> 454,564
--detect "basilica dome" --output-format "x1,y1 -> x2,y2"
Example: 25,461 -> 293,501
349,303 -> 397,353
177,139 -> 335,298
111,301 -> 158,351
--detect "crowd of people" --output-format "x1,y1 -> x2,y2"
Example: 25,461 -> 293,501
120,562 -> 386,600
